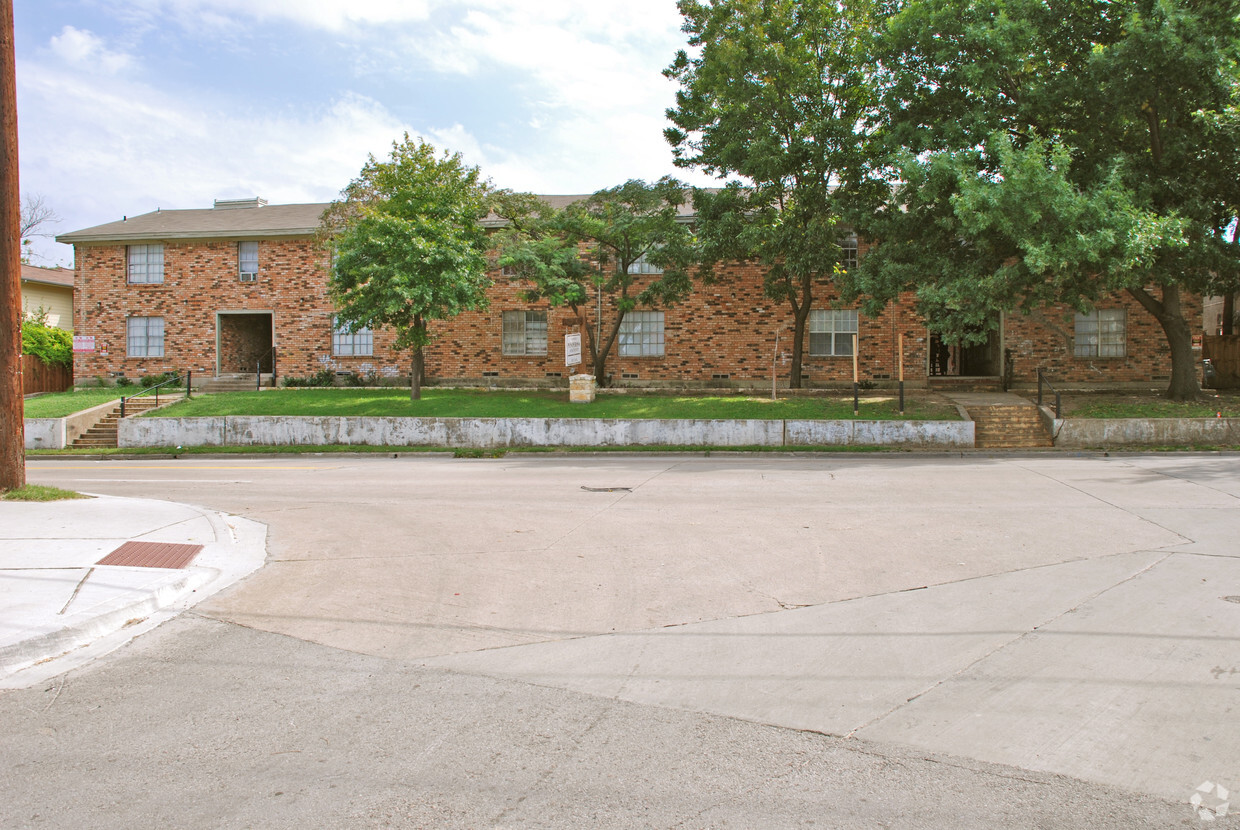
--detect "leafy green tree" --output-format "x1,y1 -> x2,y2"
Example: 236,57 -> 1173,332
20,310 -> 71,368
322,136 -> 494,400
497,178 -> 696,385
664,0 -> 888,388
850,0 -> 1240,400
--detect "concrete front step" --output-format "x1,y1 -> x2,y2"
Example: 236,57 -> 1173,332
966,405 -> 1054,449
202,374 -> 274,393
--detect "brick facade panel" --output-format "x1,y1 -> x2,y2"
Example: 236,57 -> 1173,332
72,235 -> 1202,388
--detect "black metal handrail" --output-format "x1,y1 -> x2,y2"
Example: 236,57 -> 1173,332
120,371 -> 189,418
1036,368 -> 1062,418
257,347 -> 277,390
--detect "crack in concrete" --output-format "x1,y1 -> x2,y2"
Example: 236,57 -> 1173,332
842,551 -> 1174,740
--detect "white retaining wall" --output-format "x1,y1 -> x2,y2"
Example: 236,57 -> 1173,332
1049,416 -> 1240,447
24,399 -> 123,450
119,416 -> 975,449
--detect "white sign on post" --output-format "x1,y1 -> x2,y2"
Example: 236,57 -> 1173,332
565,332 -> 582,367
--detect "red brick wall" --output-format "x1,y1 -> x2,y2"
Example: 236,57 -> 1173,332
72,235 -> 1202,387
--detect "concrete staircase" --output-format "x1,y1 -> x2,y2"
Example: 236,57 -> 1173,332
201,373 -> 274,393
70,396 -> 170,449
928,376 -> 1004,393
965,403 -> 1054,449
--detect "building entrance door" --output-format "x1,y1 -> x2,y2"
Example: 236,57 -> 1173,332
928,320 -> 1002,377
216,312 -> 274,376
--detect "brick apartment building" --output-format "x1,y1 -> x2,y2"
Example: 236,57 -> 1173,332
57,196 -> 1200,390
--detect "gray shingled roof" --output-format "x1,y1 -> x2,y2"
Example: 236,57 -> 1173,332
20,263 -> 75,288
58,193 -> 702,244
57,202 -> 330,244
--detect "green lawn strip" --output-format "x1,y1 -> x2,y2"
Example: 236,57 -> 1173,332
22,389 -> 126,419
2,484 -> 92,501
148,388 -> 959,421
1068,400 -> 1240,419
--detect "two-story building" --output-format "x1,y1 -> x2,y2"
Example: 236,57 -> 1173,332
57,196 -> 1199,390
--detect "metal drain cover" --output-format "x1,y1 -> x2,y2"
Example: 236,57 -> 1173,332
97,541 -> 204,569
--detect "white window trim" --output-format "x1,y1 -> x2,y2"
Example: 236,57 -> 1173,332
127,244 -> 165,284
127,316 -> 165,357
239,241 -> 259,276
808,309 -> 858,357
618,310 -> 665,357
1074,308 -> 1127,358
627,250 -> 664,275
838,233 -> 858,272
332,316 -> 374,357
502,310 -> 548,356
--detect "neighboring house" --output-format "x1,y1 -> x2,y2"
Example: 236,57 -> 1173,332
57,196 -> 1201,389
20,263 -> 75,330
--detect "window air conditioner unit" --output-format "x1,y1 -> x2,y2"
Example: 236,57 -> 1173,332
239,272 -> 257,282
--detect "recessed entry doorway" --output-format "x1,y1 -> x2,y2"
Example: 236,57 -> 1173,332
216,312 -> 274,376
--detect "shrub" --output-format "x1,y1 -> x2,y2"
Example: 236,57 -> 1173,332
20,314 -> 72,368
139,371 -> 181,388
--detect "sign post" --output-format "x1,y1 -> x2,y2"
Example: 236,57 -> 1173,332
565,332 -> 582,368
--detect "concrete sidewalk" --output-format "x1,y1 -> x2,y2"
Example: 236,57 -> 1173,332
0,494 -> 266,687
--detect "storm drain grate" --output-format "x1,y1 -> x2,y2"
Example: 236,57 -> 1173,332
96,541 -> 204,569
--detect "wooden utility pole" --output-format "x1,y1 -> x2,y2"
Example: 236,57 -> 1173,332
0,0 -> 25,492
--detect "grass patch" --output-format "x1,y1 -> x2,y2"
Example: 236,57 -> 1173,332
150,388 -> 959,421
2,484 -> 91,501
1059,390 -> 1240,419
23,389 -> 125,419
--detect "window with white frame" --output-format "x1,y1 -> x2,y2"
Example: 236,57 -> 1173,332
838,233 -> 858,271
808,309 -> 858,356
618,311 -> 665,357
127,316 -> 165,357
502,310 -> 548,356
239,241 -> 259,276
332,317 -> 373,356
1074,309 -> 1126,357
127,244 -> 165,284
627,250 -> 664,275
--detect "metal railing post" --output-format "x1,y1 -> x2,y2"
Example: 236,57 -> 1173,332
120,395 -> 126,419
186,369 -> 192,398
1037,368 -> 1044,407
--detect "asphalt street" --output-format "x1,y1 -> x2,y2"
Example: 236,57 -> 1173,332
3,452 -> 1238,828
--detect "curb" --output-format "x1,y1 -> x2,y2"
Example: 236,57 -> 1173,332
0,567 -> 213,678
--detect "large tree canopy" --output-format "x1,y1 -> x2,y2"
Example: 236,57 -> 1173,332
849,0 -> 1240,399
665,0 -> 888,388
322,136 -> 494,400
498,178 -> 696,385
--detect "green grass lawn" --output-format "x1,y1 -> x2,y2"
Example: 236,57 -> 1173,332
22,389 -> 125,419
150,388 -> 960,420
1061,392 -> 1240,419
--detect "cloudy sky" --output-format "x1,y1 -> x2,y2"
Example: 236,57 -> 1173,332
14,0 -> 720,266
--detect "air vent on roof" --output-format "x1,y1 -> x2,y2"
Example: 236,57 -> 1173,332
214,197 -> 268,210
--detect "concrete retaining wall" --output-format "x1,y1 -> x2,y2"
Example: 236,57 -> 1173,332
119,416 -> 974,449
1050,416 -> 1240,447
24,399 -> 122,450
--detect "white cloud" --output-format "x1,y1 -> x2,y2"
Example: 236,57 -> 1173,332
119,0 -> 434,32
47,26 -> 133,74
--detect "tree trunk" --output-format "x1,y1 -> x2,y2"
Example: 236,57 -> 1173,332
410,348 -> 423,401
0,0 -> 24,492
1127,285 -> 1200,401
593,310 -> 626,388
787,284 -> 813,390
